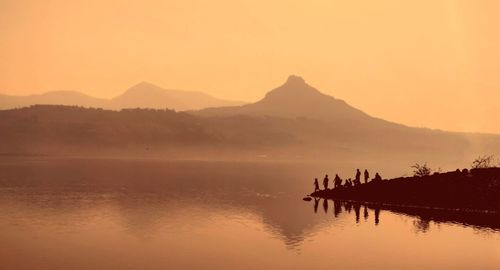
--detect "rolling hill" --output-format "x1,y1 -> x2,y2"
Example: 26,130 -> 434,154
111,82 -> 243,110
0,91 -> 109,109
0,82 -> 244,111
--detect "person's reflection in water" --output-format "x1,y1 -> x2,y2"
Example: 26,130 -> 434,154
363,206 -> 369,221
413,219 -> 431,232
333,200 -> 342,217
344,202 -> 352,213
374,207 -> 380,225
314,198 -> 320,213
354,203 -> 361,223
323,199 -> 329,214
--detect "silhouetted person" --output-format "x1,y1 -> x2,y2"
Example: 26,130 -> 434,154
313,178 -> 320,192
374,207 -> 380,225
363,205 -> 369,220
334,174 -> 341,188
373,173 -> 382,182
323,199 -> 329,214
364,169 -> 369,184
323,174 -> 329,190
355,169 -> 361,183
314,198 -> 320,213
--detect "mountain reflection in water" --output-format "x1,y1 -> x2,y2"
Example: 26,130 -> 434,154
0,158 -> 499,270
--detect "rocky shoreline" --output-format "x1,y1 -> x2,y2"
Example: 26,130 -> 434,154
310,168 -> 500,211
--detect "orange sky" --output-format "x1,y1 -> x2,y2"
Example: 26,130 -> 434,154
1,0 -> 500,133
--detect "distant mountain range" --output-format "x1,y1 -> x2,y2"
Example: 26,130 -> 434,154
1,75 -> 499,166
0,82 -> 244,111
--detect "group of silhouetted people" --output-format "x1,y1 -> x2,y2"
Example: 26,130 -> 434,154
313,169 -> 383,191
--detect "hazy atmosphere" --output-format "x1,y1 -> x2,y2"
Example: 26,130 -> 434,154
2,0 -> 500,133
1,1 -> 500,270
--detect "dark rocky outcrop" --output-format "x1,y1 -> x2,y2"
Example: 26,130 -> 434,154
311,168 -> 500,211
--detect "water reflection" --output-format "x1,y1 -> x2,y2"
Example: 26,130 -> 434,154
353,203 -> 360,223
0,158 -> 499,270
313,198 -> 319,213
333,200 -> 342,217
311,199 -> 500,232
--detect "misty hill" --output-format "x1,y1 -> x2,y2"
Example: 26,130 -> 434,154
1,105 -> 500,168
111,82 -> 243,110
196,75 -> 395,129
0,91 -> 109,109
0,82 -> 244,111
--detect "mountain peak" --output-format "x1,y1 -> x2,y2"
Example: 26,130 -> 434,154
263,75 -> 322,101
285,75 -> 306,85
127,81 -> 160,92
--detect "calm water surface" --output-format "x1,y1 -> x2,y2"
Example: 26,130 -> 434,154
0,158 -> 499,270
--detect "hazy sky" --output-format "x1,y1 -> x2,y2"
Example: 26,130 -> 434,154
1,0 -> 500,133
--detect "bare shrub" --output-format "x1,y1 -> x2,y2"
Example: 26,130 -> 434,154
471,155 -> 496,169
411,163 -> 432,177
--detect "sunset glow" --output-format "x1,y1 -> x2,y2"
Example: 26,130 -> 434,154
2,0 -> 500,133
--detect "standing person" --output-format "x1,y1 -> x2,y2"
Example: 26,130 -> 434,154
364,169 -> 370,184
313,178 -> 320,192
323,174 -> 329,190
334,174 -> 341,188
355,169 -> 361,183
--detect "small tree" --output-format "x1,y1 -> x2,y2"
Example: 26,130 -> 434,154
471,155 -> 496,169
411,163 -> 432,177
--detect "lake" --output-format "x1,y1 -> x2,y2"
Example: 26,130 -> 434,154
0,158 -> 499,269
